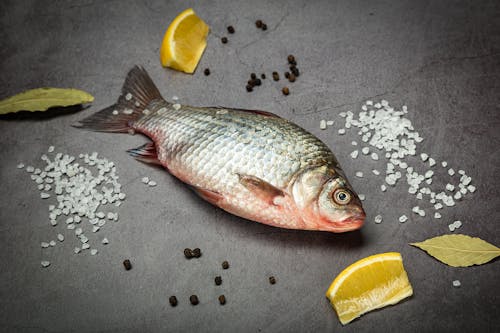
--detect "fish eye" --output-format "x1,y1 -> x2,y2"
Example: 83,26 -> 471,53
333,189 -> 351,205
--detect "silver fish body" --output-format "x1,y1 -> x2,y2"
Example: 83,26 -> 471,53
77,66 -> 365,232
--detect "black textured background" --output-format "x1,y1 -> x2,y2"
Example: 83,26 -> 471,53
1,1 -> 499,332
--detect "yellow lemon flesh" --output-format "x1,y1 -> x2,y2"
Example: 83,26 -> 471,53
326,252 -> 413,325
160,8 -> 209,73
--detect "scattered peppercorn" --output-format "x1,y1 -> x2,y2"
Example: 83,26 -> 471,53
218,295 -> 226,305
169,296 -> 178,306
246,85 -> 253,92
190,295 -> 199,305
269,276 -> 276,284
184,248 -> 193,259
192,248 -> 202,258
215,276 -> 222,285
227,26 -> 235,34
284,71 -> 290,79
288,74 -> 296,82
261,73 -> 266,79
204,68 -> 210,76
123,259 -> 132,270
287,55 -> 296,64
290,66 -> 300,77
272,72 -> 279,81
250,73 -> 257,80
262,23 -> 267,31
221,37 -> 228,44
255,20 -> 263,28
222,261 -> 230,269
254,78 -> 262,86
282,87 -> 290,95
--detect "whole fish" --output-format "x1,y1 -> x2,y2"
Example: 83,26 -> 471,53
76,66 -> 365,232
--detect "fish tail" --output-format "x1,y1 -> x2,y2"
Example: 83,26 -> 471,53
73,66 -> 163,132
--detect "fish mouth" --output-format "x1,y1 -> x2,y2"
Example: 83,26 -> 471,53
327,213 -> 366,233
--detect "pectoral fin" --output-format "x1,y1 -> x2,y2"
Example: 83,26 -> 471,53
237,174 -> 284,206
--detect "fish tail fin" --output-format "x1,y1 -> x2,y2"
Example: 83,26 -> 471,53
73,66 -> 163,132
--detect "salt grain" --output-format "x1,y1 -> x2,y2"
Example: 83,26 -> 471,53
41,261 -> 50,267
448,168 -> 455,176
452,280 -> 461,287
338,128 -> 346,135
102,238 -> 109,245
320,120 -> 327,130
374,215 -> 383,224
371,152 -> 379,160
173,103 -> 181,110
57,234 -> 64,242
358,194 -> 366,201
355,171 -> 363,178
434,212 -> 441,219
148,180 -> 157,187
399,215 -> 408,223
350,150 -> 359,159
361,147 -> 370,155
90,249 -> 98,255
125,93 -> 132,100
372,169 -> 380,175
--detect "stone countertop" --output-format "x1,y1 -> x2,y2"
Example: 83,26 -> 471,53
1,1 -> 499,332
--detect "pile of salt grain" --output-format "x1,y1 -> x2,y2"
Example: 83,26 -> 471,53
17,147 -> 125,268
335,100 -> 475,228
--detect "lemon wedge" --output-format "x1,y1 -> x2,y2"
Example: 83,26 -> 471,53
326,252 -> 413,325
160,8 -> 209,73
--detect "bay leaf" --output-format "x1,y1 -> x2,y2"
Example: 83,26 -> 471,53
411,234 -> 500,267
0,88 -> 94,115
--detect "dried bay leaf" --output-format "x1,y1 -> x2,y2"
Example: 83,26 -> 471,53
0,88 -> 94,114
411,234 -> 500,267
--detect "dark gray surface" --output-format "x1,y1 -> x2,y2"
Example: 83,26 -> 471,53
1,0 -> 499,332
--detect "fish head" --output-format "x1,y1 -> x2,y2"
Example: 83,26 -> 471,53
292,166 -> 365,232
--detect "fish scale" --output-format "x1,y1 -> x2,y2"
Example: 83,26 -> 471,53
135,104 -> 337,192
76,66 -> 365,232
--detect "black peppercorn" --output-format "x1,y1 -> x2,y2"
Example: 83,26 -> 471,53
282,87 -> 290,95
288,74 -> 296,82
246,85 -> 253,92
261,73 -> 266,79
192,248 -> 202,258
272,72 -> 279,81
204,68 -> 210,76
284,71 -> 290,79
250,73 -> 257,80
290,66 -> 299,77
254,78 -> 262,86
190,295 -> 199,305
123,259 -> 132,270
169,296 -> 178,306
215,276 -> 222,285
287,55 -> 296,64
218,295 -> 226,305
227,26 -> 235,34
255,20 -> 263,28
221,37 -> 228,44
184,248 -> 193,259
262,23 -> 267,31
222,261 -> 229,269
269,276 -> 276,284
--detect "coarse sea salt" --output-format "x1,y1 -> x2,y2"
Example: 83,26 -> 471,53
335,99 -> 475,226
320,120 -> 327,130
23,148 -> 125,266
